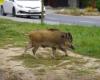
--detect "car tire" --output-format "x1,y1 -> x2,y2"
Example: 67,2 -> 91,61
39,16 -> 44,19
1,6 -> 7,16
26,16 -> 31,18
39,16 -> 41,19
39,15 -> 45,19
12,7 -> 16,17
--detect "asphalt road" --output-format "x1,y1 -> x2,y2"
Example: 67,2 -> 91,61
0,7 -> 100,26
45,13 -> 100,26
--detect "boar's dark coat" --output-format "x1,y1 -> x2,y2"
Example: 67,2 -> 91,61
24,29 -> 74,58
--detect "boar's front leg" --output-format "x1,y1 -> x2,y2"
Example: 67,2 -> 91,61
59,46 -> 68,56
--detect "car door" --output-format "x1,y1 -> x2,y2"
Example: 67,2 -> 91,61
3,0 -> 14,14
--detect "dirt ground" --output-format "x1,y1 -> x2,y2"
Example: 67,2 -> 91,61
0,46 -> 100,80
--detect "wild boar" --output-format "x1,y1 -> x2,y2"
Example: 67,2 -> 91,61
24,29 -> 74,58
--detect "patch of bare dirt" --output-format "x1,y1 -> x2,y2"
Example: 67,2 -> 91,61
0,47 -> 100,80
0,48 -> 36,80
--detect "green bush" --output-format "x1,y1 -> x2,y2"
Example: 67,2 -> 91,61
79,0 -> 91,8
96,0 -> 100,11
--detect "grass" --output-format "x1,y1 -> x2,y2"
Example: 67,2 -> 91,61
0,19 -> 100,59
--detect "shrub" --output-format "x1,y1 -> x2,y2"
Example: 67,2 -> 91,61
84,7 -> 98,12
96,0 -> 100,11
79,0 -> 91,8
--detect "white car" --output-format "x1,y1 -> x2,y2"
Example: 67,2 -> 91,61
1,0 -> 45,18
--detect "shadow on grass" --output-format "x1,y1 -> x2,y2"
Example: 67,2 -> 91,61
11,54 -> 71,68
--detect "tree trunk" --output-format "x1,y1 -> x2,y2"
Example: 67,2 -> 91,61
68,0 -> 78,8
92,0 -> 96,8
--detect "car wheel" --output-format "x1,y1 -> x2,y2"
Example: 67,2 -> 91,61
26,16 -> 31,18
1,6 -> 7,16
39,16 -> 41,19
39,15 -> 45,19
12,7 -> 16,17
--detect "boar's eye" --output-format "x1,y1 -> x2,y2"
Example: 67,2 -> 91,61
61,35 -> 65,38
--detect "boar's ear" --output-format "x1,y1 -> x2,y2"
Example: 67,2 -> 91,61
66,32 -> 73,42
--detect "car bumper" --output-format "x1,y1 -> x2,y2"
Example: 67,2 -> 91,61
15,7 -> 45,16
16,10 -> 45,16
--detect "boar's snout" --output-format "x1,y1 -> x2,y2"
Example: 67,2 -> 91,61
69,44 -> 75,49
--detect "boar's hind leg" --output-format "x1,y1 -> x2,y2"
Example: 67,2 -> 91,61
51,47 -> 56,58
32,46 -> 39,56
24,41 -> 32,53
